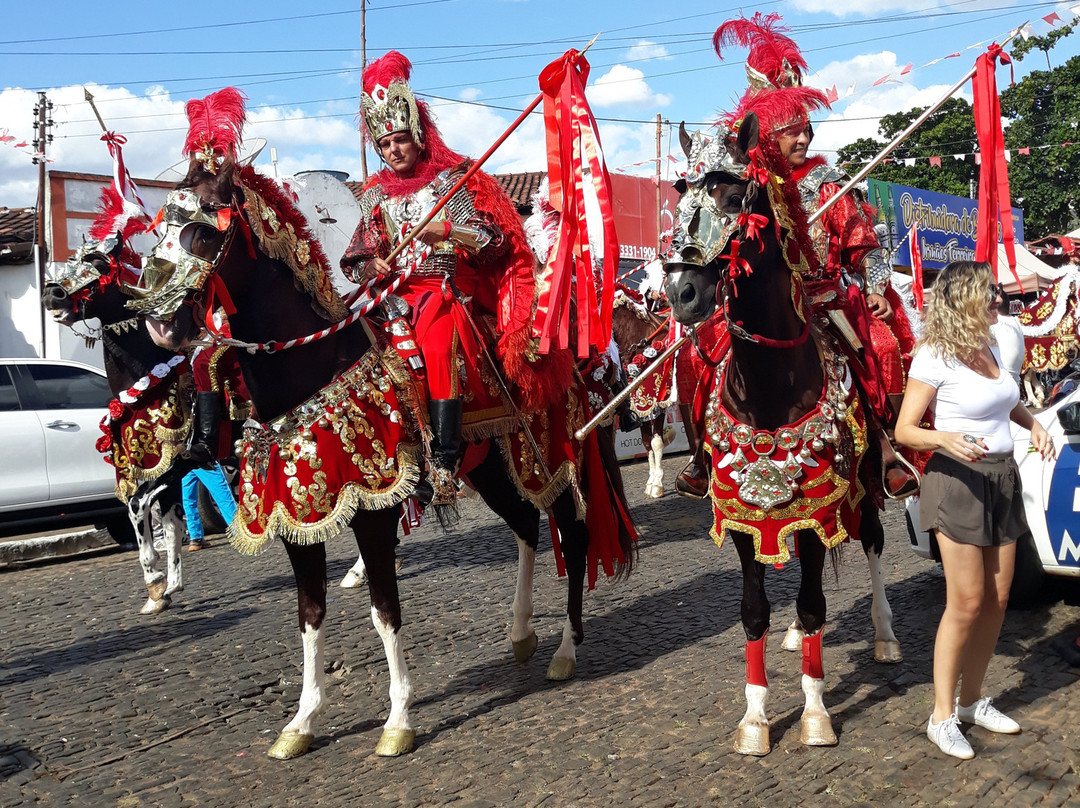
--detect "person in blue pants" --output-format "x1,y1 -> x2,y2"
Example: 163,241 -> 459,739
182,463 -> 236,551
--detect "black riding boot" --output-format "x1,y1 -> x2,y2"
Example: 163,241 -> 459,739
428,398 -> 463,506
182,391 -> 221,467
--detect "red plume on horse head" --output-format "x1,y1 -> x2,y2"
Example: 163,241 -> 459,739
183,87 -> 247,173
714,12 -> 808,91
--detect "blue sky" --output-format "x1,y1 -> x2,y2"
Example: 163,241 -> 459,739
1,0 -> 1077,207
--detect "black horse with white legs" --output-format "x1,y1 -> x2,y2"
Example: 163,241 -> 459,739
42,232 -> 196,614
126,101 -> 636,759
662,106 -> 900,756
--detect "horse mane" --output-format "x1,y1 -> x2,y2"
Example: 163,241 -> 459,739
237,164 -> 348,322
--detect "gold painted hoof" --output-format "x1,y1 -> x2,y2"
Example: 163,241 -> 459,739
375,728 -> 415,757
139,594 -> 170,615
874,639 -> 903,664
546,656 -> 575,681
734,722 -> 770,756
800,714 -> 838,746
782,628 -> 804,651
513,631 -> 538,662
267,730 -> 314,760
146,579 -> 167,602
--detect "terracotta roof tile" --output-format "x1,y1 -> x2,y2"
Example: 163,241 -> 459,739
0,207 -> 35,246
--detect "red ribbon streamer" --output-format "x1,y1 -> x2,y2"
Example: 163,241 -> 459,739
910,219 -> 925,310
972,43 -> 1021,292
534,49 -> 619,358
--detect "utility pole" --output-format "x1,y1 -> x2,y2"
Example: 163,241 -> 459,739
655,113 -> 662,260
360,0 -> 369,181
32,91 -> 53,358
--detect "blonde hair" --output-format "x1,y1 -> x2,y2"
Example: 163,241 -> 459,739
918,260 -> 994,361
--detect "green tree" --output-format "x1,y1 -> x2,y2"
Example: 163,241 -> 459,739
834,26 -> 1080,237
835,97 -> 977,199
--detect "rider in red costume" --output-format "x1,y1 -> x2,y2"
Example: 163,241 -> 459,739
342,51 -> 554,505
714,14 -> 919,498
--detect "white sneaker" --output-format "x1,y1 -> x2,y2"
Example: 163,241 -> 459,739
955,696 -> 1020,734
927,714 -> 975,759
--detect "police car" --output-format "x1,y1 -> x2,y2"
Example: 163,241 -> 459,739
905,380 -> 1080,604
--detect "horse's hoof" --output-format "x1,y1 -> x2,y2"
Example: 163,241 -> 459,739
644,483 -> 664,499
164,581 -> 184,596
874,639 -> 903,664
546,656 -> 575,681
800,713 -> 838,746
139,594 -> 171,615
340,569 -> 365,588
375,728 -> 415,757
782,627 -> 804,651
734,722 -> 770,756
146,579 -> 168,602
267,730 -> 314,760
513,631 -> 538,662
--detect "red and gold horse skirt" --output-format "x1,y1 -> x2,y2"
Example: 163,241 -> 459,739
230,349 -> 424,555
102,366 -> 193,503
705,345 -> 867,565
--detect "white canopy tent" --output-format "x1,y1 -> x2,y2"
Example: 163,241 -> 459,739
996,242 -> 1070,295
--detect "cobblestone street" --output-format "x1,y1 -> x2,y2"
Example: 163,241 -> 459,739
1,456 -> 1078,808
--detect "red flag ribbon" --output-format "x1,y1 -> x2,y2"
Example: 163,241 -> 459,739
534,49 -> 619,358
910,219 -> 924,310
972,43 -> 1021,292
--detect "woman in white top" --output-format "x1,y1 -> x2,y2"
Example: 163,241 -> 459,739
895,260 -> 1054,761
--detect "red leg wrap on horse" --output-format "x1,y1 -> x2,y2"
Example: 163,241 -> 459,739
802,630 -> 824,680
745,632 -> 768,687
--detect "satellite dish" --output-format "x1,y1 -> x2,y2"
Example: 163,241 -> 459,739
153,137 -> 268,182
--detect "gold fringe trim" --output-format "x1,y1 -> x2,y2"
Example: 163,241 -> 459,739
462,416 -> 518,443
229,444 -> 423,556
493,435 -> 585,519
710,516 -> 849,565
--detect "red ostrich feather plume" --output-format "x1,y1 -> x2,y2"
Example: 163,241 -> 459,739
725,85 -> 830,135
183,87 -> 247,158
713,13 -> 807,90
362,50 -> 413,95
88,185 -> 147,244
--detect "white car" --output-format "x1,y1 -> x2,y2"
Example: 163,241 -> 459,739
905,381 -> 1080,603
0,358 -> 132,543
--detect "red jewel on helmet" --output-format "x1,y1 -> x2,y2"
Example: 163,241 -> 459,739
385,122 -> 392,131
377,89 -> 385,100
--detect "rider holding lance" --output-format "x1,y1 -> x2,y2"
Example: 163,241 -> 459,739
714,14 -> 919,500
342,52 -> 552,506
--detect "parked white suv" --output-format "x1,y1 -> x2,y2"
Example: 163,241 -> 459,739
0,358 -> 132,543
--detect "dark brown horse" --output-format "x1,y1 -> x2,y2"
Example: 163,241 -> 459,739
42,239 -> 195,614
129,150 -> 635,760
610,292 -> 705,499
663,113 -> 900,756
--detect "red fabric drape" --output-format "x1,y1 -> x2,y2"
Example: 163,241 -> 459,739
910,219 -> 924,310
535,50 -> 619,358
972,43 -> 1022,292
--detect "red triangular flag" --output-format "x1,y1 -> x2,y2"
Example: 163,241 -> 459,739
873,74 -> 890,86
929,156 -> 942,167
1043,12 -> 1062,25
945,52 -> 961,59
826,85 -> 839,103
974,153 -> 982,165
0,133 -> 14,143
14,141 -> 27,148
900,62 -> 914,75
1019,147 -> 1031,155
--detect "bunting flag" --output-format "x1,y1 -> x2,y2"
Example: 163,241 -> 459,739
826,85 -> 839,103
900,62 -> 914,75
1043,12 -> 1062,25
534,48 -> 619,359
972,42 -> 1020,291
910,219 -> 925,310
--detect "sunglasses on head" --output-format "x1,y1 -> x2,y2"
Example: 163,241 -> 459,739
987,283 -> 1002,302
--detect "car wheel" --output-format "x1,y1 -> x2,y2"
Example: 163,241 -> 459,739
104,513 -> 137,547
1009,532 -> 1046,608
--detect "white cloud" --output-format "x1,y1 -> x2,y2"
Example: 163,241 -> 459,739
626,41 -> 673,62
459,87 -> 482,102
803,52 -> 972,159
792,0 -> 941,15
587,65 -> 672,109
